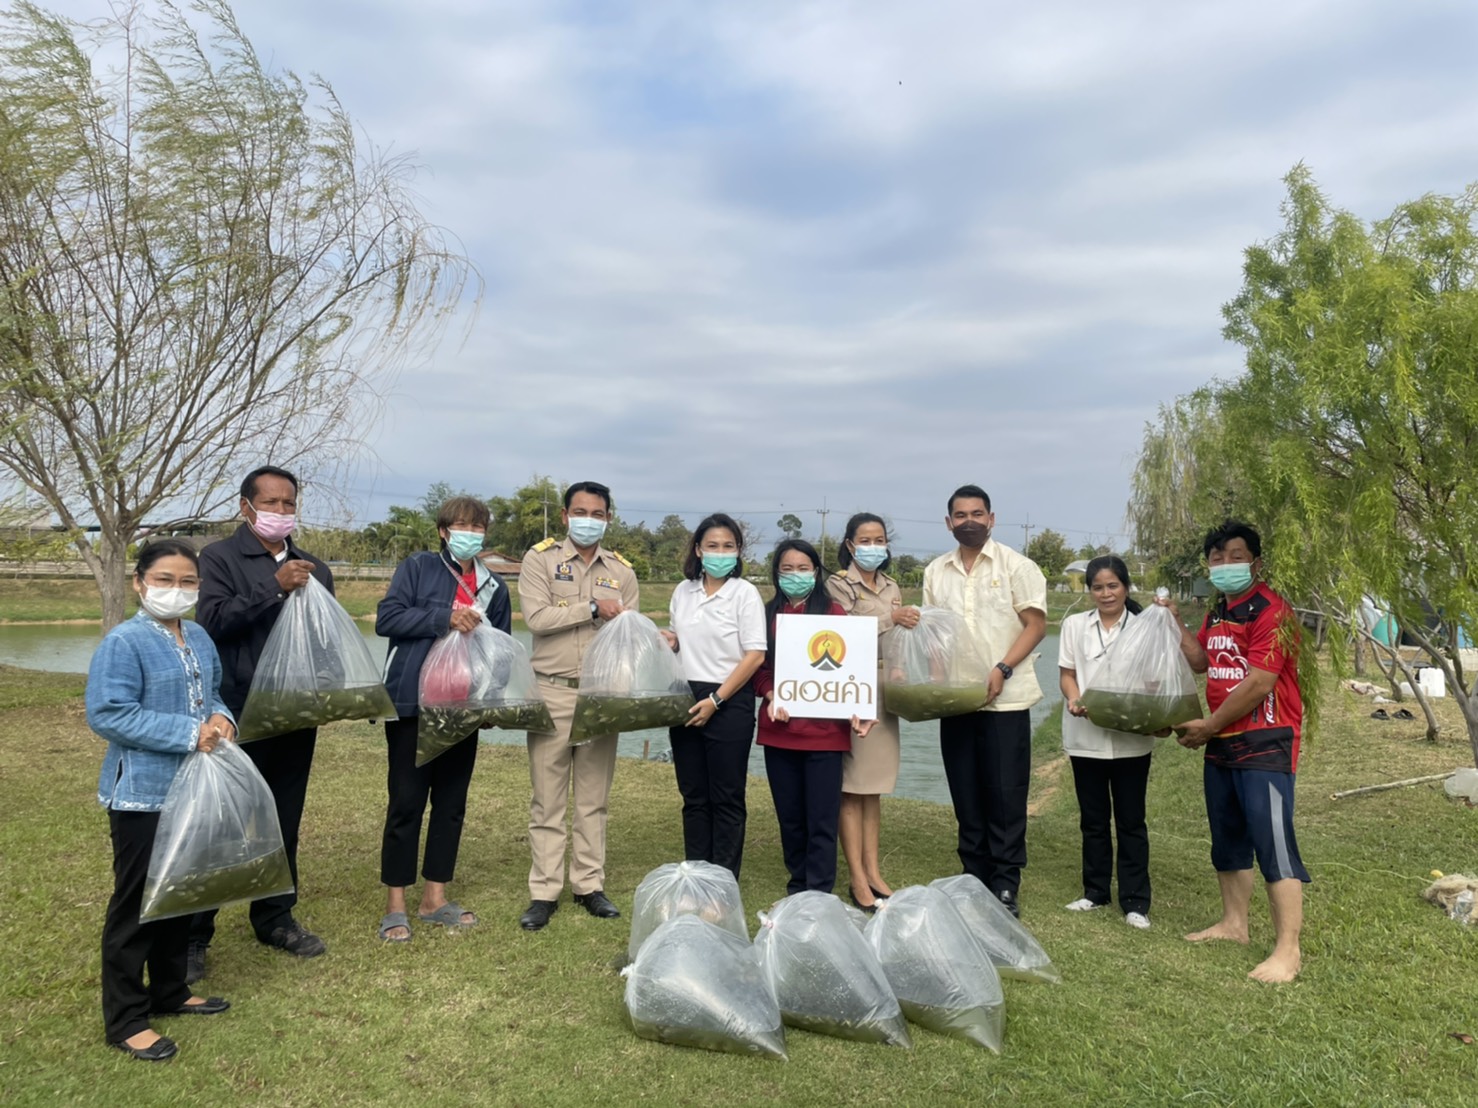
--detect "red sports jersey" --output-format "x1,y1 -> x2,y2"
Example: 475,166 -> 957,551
1197,582 -> 1304,773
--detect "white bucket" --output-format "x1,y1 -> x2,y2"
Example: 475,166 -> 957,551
1418,668 -> 1447,699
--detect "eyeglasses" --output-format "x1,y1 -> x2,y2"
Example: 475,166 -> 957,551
143,574 -> 200,589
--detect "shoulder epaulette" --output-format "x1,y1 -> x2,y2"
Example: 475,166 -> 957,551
829,571 -> 848,580
609,550 -> 632,568
532,537 -> 558,553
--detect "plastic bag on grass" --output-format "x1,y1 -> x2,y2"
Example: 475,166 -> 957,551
1077,605 -> 1202,735
140,741 -> 292,921
754,891 -> 911,1047
569,611 -> 692,743
863,885 -> 1006,1052
628,860 -> 748,962
881,607 -> 989,722
930,874 -> 1061,984
236,577 -> 397,741
623,915 -> 786,1060
416,624 -> 553,766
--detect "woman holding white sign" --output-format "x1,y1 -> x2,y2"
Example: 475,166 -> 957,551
826,513 -> 919,911
754,540 -> 873,899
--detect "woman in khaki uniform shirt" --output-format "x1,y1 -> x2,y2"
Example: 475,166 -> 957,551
825,514 -> 920,911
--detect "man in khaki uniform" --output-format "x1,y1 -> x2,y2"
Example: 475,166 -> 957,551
517,481 -> 640,931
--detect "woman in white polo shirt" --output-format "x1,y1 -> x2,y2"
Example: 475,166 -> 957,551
1058,555 -> 1155,930
663,513 -> 767,877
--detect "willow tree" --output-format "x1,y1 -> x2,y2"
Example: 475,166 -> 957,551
1220,166 -> 1478,765
0,1 -> 474,627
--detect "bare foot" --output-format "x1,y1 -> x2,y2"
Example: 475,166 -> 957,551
123,1029 -> 161,1050
1184,920 -> 1250,944
1248,949 -> 1301,982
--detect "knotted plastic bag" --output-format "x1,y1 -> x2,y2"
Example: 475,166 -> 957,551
863,885 -> 1006,1052
1078,605 -> 1203,735
569,611 -> 692,743
417,623 -> 553,765
628,860 -> 748,962
236,577 -> 397,741
623,915 -> 787,1060
754,891 -> 911,1047
881,606 -> 989,722
140,741 -> 293,920
931,874 -> 1061,984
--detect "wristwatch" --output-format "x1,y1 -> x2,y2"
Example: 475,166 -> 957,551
589,600 -> 599,621
709,692 -> 725,709
994,661 -> 1014,680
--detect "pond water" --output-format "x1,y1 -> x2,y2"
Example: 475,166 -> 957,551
0,623 -> 1060,806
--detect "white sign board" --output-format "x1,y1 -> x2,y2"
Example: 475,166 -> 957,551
773,613 -> 879,721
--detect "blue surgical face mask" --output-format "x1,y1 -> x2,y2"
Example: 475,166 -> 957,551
778,572 -> 815,599
701,552 -> 738,579
445,530 -> 484,562
852,544 -> 888,571
567,516 -> 607,548
1208,563 -> 1254,595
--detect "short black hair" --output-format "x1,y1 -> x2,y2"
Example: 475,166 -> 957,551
765,539 -> 832,660
240,465 -> 299,501
564,481 -> 612,512
682,513 -> 745,581
836,512 -> 891,572
436,496 -> 491,531
135,538 -> 200,579
1203,519 -> 1262,559
947,484 -> 991,514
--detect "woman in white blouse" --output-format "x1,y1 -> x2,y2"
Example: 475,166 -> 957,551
1057,555 -> 1155,930
663,513 -> 767,877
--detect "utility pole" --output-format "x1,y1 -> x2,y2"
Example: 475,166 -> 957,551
815,497 -> 832,566
1021,514 -> 1032,552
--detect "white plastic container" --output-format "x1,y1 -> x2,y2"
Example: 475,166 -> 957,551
1417,668 -> 1447,699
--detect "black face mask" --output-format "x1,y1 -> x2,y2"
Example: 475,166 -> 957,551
952,521 -> 989,548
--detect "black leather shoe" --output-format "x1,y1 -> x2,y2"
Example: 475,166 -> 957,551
158,996 -> 230,1016
520,899 -> 559,931
848,890 -> 878,915
265,924 -> 327,958
995,888 -> 1021,919
110,1035 -> 178,1062
185,941 -> 207,985
573,890 -> 621,919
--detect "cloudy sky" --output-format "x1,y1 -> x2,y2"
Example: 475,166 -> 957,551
48,0 -> 1478,558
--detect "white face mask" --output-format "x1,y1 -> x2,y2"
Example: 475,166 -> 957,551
139,585 -> 198,621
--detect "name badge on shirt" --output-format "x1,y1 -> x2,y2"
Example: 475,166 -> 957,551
554,562 -> 574,582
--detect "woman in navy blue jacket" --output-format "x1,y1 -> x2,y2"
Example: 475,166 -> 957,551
375,497 -> 511,941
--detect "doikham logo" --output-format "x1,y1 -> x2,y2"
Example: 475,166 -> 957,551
807,630 -> 846,671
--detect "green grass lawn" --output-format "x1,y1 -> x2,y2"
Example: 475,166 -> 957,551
2,666 -> 1477,1105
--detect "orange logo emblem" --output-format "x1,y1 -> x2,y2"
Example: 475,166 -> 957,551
807,630 -> 846,671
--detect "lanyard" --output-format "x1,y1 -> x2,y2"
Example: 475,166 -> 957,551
443,554 -> 481,611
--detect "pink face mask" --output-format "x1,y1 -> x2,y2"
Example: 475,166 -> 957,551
249,508 -> 296,543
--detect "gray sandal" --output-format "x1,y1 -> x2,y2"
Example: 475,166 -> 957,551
378,912 -> 412,943
418,902 -> 477,928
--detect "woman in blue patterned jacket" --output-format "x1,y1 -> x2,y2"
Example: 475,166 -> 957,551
86,539 -> 237,1062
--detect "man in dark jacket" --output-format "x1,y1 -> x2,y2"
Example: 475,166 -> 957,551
187,466 -> 332,982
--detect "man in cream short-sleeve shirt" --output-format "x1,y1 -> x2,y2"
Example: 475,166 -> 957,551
922,484 -> 1047,917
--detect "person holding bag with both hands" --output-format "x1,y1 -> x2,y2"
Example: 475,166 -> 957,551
87,540 -> 236,1062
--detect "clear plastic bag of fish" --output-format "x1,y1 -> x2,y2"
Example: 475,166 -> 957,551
417,623 -> 553,766
863,885 -> 1006,1052
1078,605 -> 1203,735
623,915 -> 787,1060
140,741 -> 293,920
881,607 -> 990,722
628,859 -> 748,962
569,611 -> 694,743
930,874 -> 1061,984
236,577 -> 397,741
754,891 -> 911,1047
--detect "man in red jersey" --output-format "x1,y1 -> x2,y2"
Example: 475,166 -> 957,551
1159,520 -> 1308,983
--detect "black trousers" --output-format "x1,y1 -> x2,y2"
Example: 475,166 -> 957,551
763,745 -> 844,895
669,682 -> 756,879
939,709 -> 1032,896
191,727 -> 317,945
1069,754 -> 1152,914
381,716 -> 479,887
102,810 -> 192,1043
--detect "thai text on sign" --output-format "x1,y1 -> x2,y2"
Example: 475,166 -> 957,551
773,614 -> 878,721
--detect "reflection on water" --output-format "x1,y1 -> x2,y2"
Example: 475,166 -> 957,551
0,622 -> 1059,805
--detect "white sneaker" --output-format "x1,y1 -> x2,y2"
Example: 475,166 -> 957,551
1064,898 -> 1103,912
1125,912 -> 1151,930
